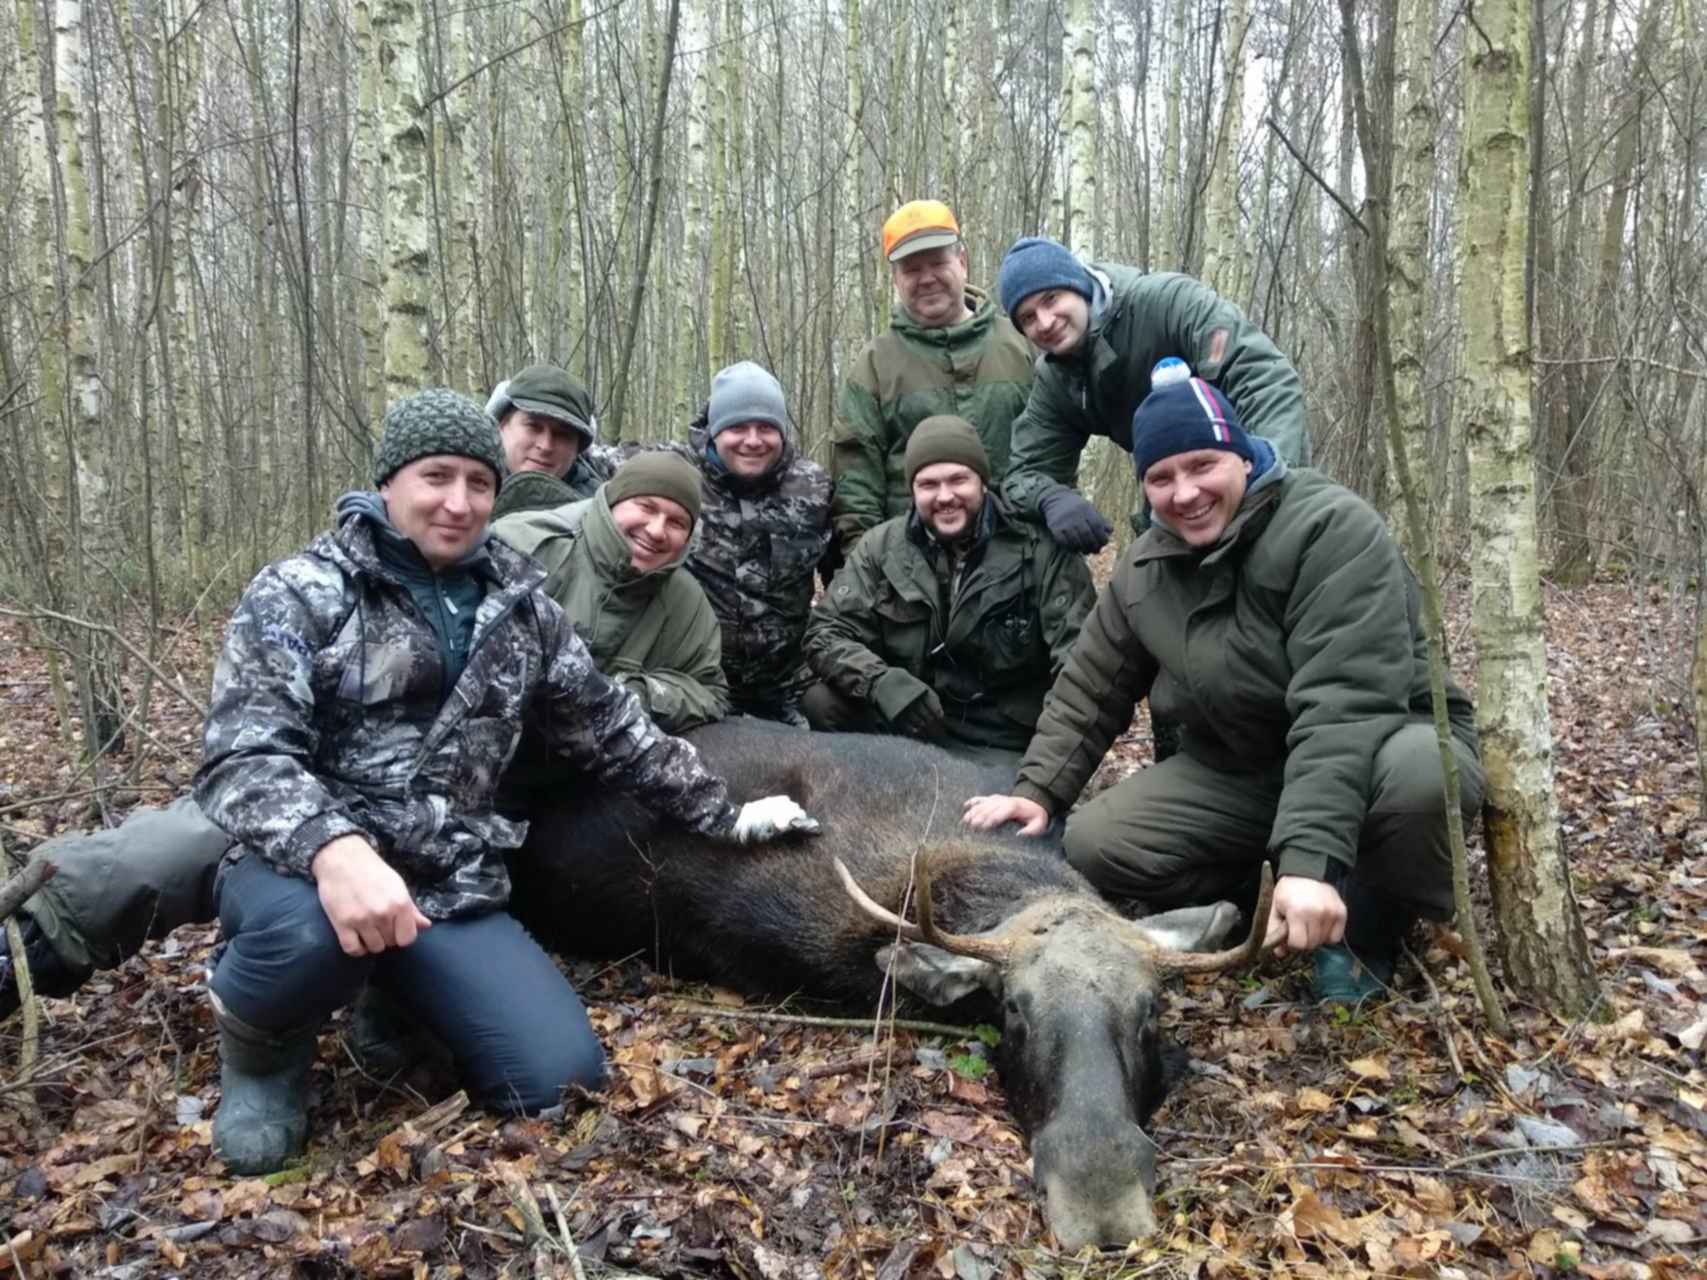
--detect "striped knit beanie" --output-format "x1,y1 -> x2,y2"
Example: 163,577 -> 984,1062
1131,377 -> 1255,480
374,388 -> 504,486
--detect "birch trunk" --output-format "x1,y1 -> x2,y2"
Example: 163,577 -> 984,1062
379,0 -> 431,399
1457,0 -> 1602,1019
1199,0 -> 1249,296
354,0 -> 386,427
1064,0 -> 1096,258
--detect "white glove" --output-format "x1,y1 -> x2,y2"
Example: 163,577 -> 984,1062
731,795 -> 821,843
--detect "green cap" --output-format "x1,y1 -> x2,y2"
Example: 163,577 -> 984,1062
495,365 -> 598,446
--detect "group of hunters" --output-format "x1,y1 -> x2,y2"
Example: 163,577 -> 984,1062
1,200 -> 1483,1176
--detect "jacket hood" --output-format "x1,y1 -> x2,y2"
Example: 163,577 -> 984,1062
583,485 -> 698,584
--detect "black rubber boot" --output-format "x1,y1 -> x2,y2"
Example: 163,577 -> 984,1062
346,984 -> 448,1079
210,994 -> 319,1175
1,914 -> 93,1022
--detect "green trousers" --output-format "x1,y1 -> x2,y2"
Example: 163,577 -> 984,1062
1062,720 -> 1483,921
22,798 -> 228,973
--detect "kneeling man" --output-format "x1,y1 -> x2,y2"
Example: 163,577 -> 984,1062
964,378 -> 1482,1002
198,389 -> 813,1174
803,415 -> 1093,770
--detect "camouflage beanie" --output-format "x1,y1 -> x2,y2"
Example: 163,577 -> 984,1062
373,388 -> 504,487
605,452 -> 703,527
905,414 -> 990,486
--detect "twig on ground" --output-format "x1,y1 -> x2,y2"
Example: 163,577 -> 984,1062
544,1183 -> 588,1280
1402,939 -> 1465,1079
0,859 -> 54,926
1441,1139 -> 1635,1170
673,1001 -> 971,1039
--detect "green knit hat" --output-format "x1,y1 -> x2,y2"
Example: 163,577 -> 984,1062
904,414 -> 990,486
604,452 -> 702,527
374,388 -> 504,487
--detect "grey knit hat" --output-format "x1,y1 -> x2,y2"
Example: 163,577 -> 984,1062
605,452 -> 703,527
706,361 -> 790,440
904,415 -> 991,486
373,388 -> 504,486
489,364 -> 599,448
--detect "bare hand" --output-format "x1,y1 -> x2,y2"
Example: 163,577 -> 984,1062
961,794 -> 1050,837
1263,874 -> 1347,958
311,835 -> 433,957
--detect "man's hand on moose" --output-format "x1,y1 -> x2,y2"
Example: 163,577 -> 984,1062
961,794 -> 1051,837
1263,874 -> 1347,958
311,834 -> 433,957
731,795 -> 822,843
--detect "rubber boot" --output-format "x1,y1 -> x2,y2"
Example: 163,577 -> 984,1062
346,984 -> 448,1079
210,993 -> 319,1175
1,914 -> 92,1022
1312,879 -> 1408,1005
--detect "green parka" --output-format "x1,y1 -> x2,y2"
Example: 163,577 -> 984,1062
1001,265 -> 1311,518
805,498 -> 1094,754
1013,466 -> 1476,883
493,488 -> 729,732
832,286 -> 1034,554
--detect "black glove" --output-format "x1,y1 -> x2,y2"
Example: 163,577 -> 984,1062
871,669 -> 946,739
1038,487 -> 1113,553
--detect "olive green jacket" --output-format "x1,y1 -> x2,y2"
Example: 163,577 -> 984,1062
1001,265 -> 1310,518
805,498 -> 1095,754
832,286 -> 1033,554
1013,467 -> 1476,882
493,489 -> 729,732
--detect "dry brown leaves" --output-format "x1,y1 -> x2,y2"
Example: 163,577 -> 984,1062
2,586 -> 1705,1277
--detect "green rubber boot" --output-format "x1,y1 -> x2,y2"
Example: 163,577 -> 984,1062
211,994 -> 319,1175
1311,942 -> 1395,1004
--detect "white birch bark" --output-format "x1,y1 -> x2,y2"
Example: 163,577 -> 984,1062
1457,0 -> 1602,1017
378,0 -> 431,397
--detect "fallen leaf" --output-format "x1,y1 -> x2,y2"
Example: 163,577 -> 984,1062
1346,1056 -> 1390,1082
1295,1088 -> 1336,1114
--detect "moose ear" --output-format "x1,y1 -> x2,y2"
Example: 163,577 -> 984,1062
1130,901 -> 1243,953
878,942 -> 1003,1006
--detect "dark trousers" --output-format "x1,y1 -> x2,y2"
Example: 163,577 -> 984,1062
799,681 -> 1025,775
210,854 -> 606,1113
1062,720 -> 1483,939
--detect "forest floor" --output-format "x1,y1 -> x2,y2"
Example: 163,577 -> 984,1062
0,577 -> 1703,1279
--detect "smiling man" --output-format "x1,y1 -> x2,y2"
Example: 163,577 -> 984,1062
964,380 -> 1483,1004
804,416 -> 1093,769
192,389 -> 815,1174
493,451 -> 728,735
831,201 -> 1034,557
994,235 -> 1311,554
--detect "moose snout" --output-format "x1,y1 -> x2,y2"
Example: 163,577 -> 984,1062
1031,1115 -> 1161,1251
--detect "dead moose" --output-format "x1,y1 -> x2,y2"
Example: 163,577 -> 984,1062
510,718 -> 1271,1252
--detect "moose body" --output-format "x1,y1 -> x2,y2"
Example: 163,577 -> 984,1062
511,719 -> 1264,1251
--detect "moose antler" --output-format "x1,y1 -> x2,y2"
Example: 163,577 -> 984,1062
1140,862 -> 1276,974
833,851 -> 1011,965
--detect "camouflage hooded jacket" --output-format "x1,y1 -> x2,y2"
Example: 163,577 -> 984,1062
194,500 -> 740,919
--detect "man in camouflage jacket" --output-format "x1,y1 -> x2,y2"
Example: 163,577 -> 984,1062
193,389 -> 816,1176
831,201 -> 1034,556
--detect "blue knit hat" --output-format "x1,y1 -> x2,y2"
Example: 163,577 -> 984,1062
997,236 -> 1095,318
1131,377 -> 1256,479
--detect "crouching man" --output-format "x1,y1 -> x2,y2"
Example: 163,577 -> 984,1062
198,389 -> 814,1174
963,378 -> 1482,1002
803,415 -> 1093,771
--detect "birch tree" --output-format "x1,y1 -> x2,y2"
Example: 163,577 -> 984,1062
1457,0 -> 1602,1018
380,0 -> 432,400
